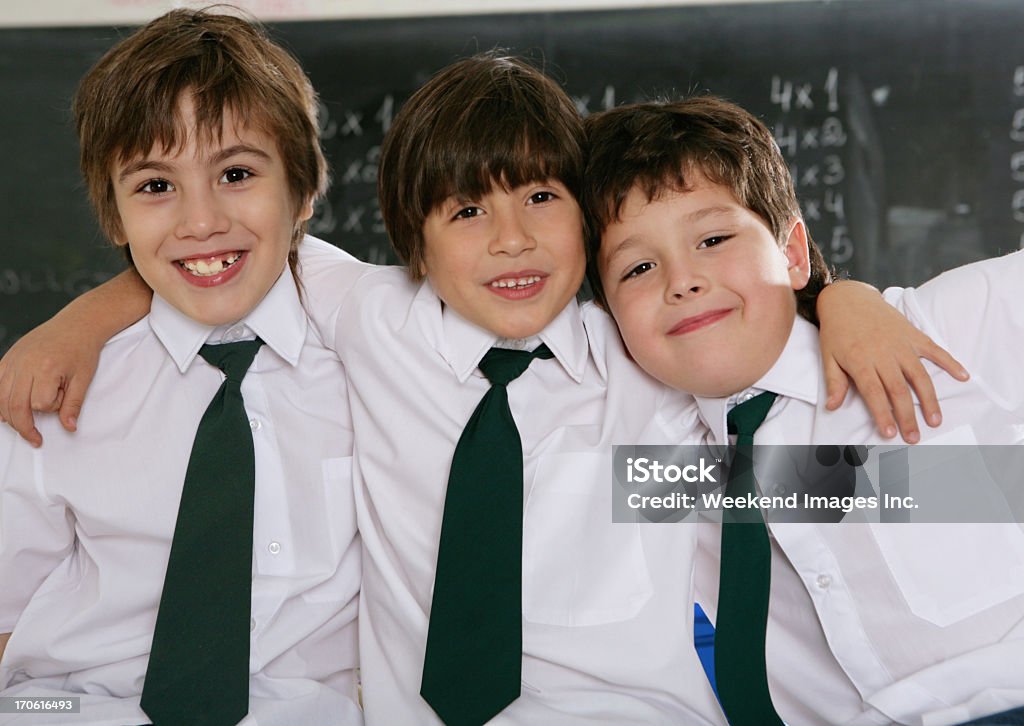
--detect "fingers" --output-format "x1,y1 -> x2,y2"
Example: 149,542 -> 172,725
822,358 -> 851,411
899,356 -> 942,430
852,366 -> 901,441
864,354 -> 951,444
58,375 -> 87,433
918,336 -> 970,382
878,368 -> 920,444
4,371 -> 44,448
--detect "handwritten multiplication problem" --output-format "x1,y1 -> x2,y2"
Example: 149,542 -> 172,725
1010,66 -> 1024,244
769,67 -> 854,265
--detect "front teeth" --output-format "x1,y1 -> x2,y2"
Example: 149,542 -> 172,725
491,275 -> 542,289
181,253 -> 241,277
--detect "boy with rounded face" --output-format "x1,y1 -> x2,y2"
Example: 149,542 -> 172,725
586,96 -> 1024,725
0,10 -> 360,725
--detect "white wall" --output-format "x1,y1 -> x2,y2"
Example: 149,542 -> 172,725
0,0 -> 812,28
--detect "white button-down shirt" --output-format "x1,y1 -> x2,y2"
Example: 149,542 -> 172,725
0,268 -> 362,725
693,250 -> 1024,726
299,236 -> 723,725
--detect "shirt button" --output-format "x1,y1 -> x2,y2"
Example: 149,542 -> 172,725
816,574 -> 832,590
739,391 -> 757,403
250,617 -> 257,632
268,541 -> 282,555
225,326 -> 244,341
249,418 -> 261,431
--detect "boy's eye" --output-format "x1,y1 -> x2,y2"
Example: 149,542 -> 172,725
622,261 -> 655,280
697,235 -> 731,249
452,206 -> 483,220
221,167 -> 253,184
138,178 -> 173,195
528,191 -> 556,204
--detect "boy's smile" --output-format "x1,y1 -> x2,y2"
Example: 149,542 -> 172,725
421,180 -> 585,340
598,171 -> 810,397
112,95 -> 311,326
666,307 -> 735,336
486,270 -> 546,299
176,250 -> 244,283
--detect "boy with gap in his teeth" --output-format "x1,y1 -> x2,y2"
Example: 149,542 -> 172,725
0,52 -> 963,725
0,9 -> 361,725
584,95 -> 1024,726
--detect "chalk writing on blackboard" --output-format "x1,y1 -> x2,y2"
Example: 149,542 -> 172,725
0,268 -> 113,297
769,66 -> 854,265
1011,68 -> 1024,243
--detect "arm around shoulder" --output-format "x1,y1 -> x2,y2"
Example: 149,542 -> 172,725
0,267 -> 151,446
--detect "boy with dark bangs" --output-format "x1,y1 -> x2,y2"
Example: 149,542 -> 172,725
1,49 -> 965,726
0,9 -> 360,725
585,96 -> 1024,726
297,53 -> 730,725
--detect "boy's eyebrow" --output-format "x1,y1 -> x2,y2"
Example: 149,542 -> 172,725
117,144 -> 273,184
686,204 -> 739,223
209,144 -> 273,166
603,234 -> 643,263
117,159 -> 173,184
603,205 -> 740,261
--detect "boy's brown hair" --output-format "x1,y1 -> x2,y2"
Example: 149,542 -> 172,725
378,51 -> 584,279
583,96 -> 832,324
73,7 -> 327,268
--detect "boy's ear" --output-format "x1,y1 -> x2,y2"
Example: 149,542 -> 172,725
298,196 -> 315,223
783,217 -> 811,291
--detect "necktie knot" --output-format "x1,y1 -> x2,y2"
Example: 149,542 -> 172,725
199,338 -> 264,383
478,344 -> 554,386
727,391 -> 778,439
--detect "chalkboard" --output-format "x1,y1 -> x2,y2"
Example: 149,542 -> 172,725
2,0 -> 1023,354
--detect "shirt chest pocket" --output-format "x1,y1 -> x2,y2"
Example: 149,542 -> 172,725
301,455 -> 359,604
867,429 -> 1024,627
522,452 -> 653,627
868,523 -> 1024,627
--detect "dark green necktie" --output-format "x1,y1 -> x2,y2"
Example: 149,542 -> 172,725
715,391 -> 784,726
141,338 -> 264,726
421,344 -> 554,726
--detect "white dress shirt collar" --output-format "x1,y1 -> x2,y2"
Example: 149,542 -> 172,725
149,267 -> 308,373
414,277 -> 591,384
694,316 -> 820,443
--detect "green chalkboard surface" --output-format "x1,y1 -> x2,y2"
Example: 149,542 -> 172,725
2,0 -> 1022,352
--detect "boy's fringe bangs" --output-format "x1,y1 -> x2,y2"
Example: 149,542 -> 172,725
416,87 -> 581,217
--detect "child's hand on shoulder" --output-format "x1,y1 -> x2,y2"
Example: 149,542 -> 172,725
0,312 -> 101,447
817,280 -> 969,444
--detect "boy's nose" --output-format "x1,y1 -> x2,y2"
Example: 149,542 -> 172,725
488,211 -> 536,256
175,190 -> 230,240
665,264 -> 708,303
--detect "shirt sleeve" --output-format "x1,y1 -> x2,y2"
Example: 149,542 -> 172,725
295,235 -> 375,358
0,429 -> 75,632
883,248 -> 1024,415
